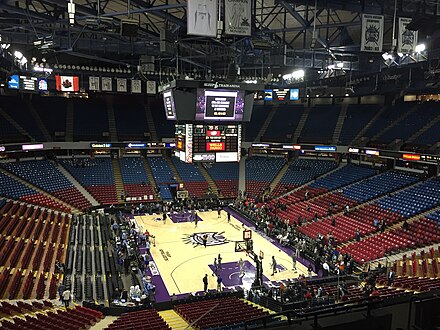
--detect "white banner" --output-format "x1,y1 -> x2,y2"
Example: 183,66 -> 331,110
225,0 -> 251,36
131,79 -> 142,94
360,14 -> 384,52
146,81 -> 156,94
116,78 -> 127,92
187,0 -> 218,37
398,17 -> 418,54
101,77 -> 112,92
89,76 -> 100,91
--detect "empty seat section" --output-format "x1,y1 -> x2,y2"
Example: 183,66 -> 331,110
377,179 -> 440,217
151,99 -> 174,139
341,171 -> 419,203
377,103 -> 439,143
246,156 -> 286,197
0,171 -> 70,212
2,160 -> 90,210
1,96 -> 46,141
263,104 -> 304,142
147,157 -> 177,200
119,157 -> 155,200
204,162 -> 239,198
363,102 -> 412,141
413,119 -> 440,146
273,159 -> 337,196
245,104 -> 271,141
300,105 -> 340,143
61,157 -> 118,205
114,97 -> 149,140
339,104 -> 381,144
31,95 -> 67,141
73,98 -> 109,141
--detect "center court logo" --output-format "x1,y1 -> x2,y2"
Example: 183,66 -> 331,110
183,232 -> 228,246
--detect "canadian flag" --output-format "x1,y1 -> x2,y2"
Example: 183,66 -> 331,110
55,75 -> 79,91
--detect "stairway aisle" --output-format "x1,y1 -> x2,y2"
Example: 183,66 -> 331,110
106,97 -> 118,141
56,162 -> 99,206
142,157 -> 158,197
292,107 -> 310,143
144,102 -> 157,141
238,155 -> 246,194
65,99 -> 74,142
255,105 -> 278,142
406,113 -> 440,143
165,156 -> 183,184
0,108 -> 35,142
111,158 -> 125,203
158,310 -> 194,330
197,163 -> 223,198
332,104 -> 348,144
269,158 -> 292,192
25,98 -> 52,141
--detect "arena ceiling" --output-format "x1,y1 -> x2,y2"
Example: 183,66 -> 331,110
0,0 -> 438,79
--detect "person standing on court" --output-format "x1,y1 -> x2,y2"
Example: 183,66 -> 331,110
227,212 -> 231,223
212,258 -> 218,276
202,234 -> 208,248
291,253 -> 297,272
238,258 -> 245,277
194,213 -> 199,227
271,256 -> 277,276
218,254 -> 222,270
203,274 -> 208,292
217,206 -> 222,218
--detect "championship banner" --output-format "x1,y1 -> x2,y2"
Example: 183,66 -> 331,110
101,77 -> 112,92
360,14 -> 384,52
131,79 -> 142,94
89,76 -> 99,91
398,17 -> 418,54
55,75 -> 79,92
146,80 -> 156,94
187,0 -> 218,37
116,78 -> 127,92
225,0 -> 251,36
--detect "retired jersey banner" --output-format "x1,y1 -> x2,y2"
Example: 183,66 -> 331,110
360,14 -> 384,52
225,0 -> 251,36
89,76 -> 99,91
398,17 -> 418,54
131,79 -> 142,94
187,0 -> 218,37
116,78 -> 127,92
55,75 -> 79,92
101,77 -> 112,92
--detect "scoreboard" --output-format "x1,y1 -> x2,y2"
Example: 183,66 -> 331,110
174,124 -> 241,163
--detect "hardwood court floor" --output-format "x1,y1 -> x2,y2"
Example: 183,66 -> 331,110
135,211 -> 308,295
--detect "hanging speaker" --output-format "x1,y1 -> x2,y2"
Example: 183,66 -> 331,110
120,19 -> 138,37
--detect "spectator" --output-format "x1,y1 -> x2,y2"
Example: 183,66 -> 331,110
62,287 -> 71,308
387,269 -> 395,287
355,228 -> 361,242
216,275 -> 222,292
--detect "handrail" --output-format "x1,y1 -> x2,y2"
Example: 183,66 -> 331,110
184,302 -> 221,330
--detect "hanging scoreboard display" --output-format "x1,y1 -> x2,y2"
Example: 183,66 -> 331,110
175,124 -> 241,163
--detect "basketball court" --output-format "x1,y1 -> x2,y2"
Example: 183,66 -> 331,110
134,209 -> 310,298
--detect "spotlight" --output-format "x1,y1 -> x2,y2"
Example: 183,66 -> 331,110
415,43 -> 425,53
336,62 -> 344,68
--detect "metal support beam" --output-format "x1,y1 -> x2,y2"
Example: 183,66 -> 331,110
278,0 -> 328,48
